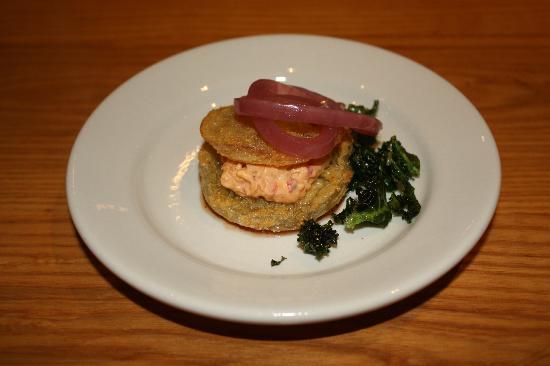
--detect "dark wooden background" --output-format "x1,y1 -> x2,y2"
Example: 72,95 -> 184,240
1,1 -> 549,364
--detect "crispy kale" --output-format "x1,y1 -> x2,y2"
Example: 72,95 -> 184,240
378,136 -> 420,191
332,197 -> 357,224
270,256 -> 287,267
347,100 -> 379,117
297,219 -> 338,260
342,186 -> 392,230
335,136 -> 393,230
333,103 -> 421,230
388,182 -> 421,223
346,100 -> 379,148
295,100 -> 421,260
347,136 -> 380,191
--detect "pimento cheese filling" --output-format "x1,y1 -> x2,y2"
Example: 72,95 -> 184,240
220,158 -> 328,203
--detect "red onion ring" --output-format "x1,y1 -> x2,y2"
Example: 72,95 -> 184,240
233,79 -> 380,159
248,79 -> 345,110
245,80 -> 343,158
234,96 -> 381,136
252,118 -> 339,159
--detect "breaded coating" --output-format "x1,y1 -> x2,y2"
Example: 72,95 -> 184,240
200,106 -> 328,167
198,135 -> 353,232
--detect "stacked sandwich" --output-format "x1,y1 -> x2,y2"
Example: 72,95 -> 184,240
199,80 -> 381,232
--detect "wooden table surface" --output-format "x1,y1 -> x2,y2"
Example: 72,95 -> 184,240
1,1 -> 549,364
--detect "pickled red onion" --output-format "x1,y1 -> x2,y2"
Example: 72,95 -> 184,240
248,79 -> 345,110
253,118 -> 339,159
233,79 -> 380,159
234,96 -> 381,136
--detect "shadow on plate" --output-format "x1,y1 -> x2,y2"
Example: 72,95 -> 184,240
76,223 -> 490,340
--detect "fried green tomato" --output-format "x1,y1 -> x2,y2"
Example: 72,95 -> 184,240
198,136 -> 353,232
201,106 -> 333,167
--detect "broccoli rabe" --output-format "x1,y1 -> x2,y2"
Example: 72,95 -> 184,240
297,219 -> 338,260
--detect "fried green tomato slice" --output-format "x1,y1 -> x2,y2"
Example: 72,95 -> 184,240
200,106 -> 335,167
198,135 -> 353,232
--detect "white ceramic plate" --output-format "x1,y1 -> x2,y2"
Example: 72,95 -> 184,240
67,35 -> 500,324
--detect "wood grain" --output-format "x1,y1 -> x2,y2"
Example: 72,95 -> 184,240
1,1 -> 550,365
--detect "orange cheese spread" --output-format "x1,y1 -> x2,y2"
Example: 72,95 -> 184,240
220,158 -> 327,203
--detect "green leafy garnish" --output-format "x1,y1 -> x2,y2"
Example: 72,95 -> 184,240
296,99 -> 421,260
334,132 -> 421,230
333,100 -> 421,230
347,100 -> 379,116
297,220 -> 338,260
270,256 -> 287,267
